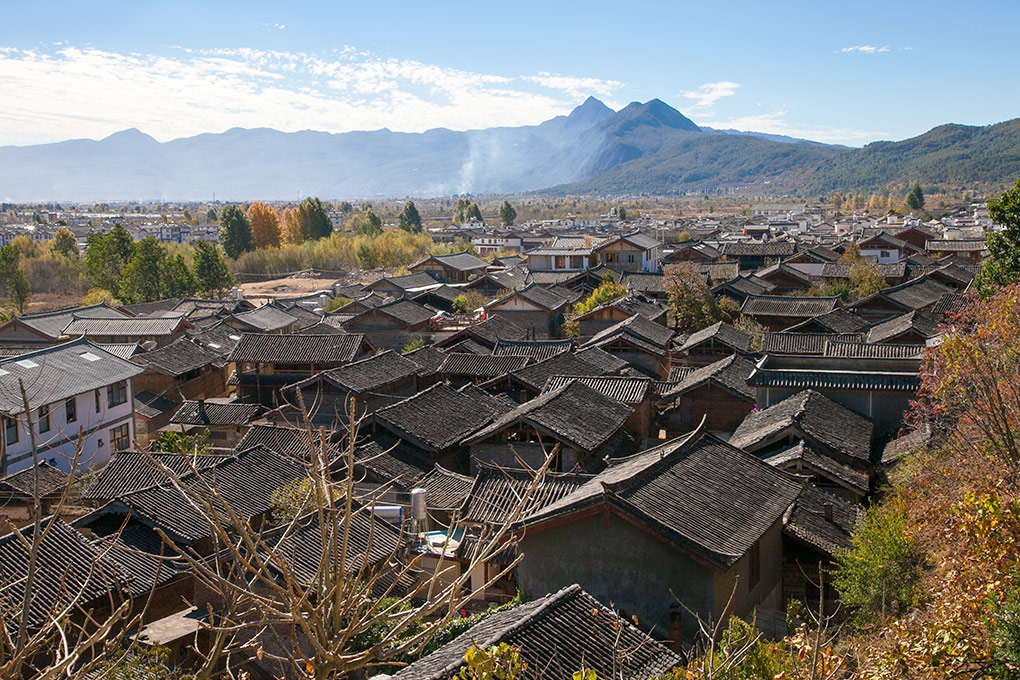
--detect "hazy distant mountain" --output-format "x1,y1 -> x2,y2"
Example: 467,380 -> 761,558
0,97 -> 1017,201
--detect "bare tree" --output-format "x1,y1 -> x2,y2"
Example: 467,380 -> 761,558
136,394 -> 556,679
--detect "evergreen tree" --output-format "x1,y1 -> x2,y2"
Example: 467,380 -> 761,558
465,202 -> 483,223
159,254 -> 197,298
118,238 -> 166,303
618,206 -> 628,220
299,197 -> 333,241
107,225 -> 135,262
84,231 -> 133,292
350,209 -> 382,236
454,198 -> 471,224
193,241 -> 236,297
498,200 -> 517,227
219,204 -> 254,259
905,184 -> 926,210
397,200 -> 423,233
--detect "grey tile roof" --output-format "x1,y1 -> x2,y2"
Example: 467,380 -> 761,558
493,339 -> 573,362
0,461 -> 68,500
414,464 -> 475,511
402,346 -> 449,374
819,262 -> 907,279
0,338 -> 144,416
719,241 -> 797,257
823,340 -> 925,359
678,321 -> 753,353
437,353 -> 531,380
185,320 -> 242,356
784,484 -> 863,557
230,304 -> 299,332
132,390 -> 178,419
0,518 -> 131,629
350,440 -> 430,487
730,390 -> 875,464
853,275 -> 954,312
367,298 -> 437,326
442,337 -> 492,355
866,311 -> 940,343
443,315 -> 528,347
419,251 -> 489,271
235,424 -> 334,459
583,314 -> 675,354
7,303 -> 129,340
747,365 -> 921,392
464,382 -> 632,453
763,441 -> 870,496
82,451 -> 233,501
620,272 -> 667,295
492,282 -> 569,312
785,308 -> 870,334
297,350 -> 423,394
170,400 -> 266,426
740,295 -> 840,318
460,463 -> 593,525
80,445 -> 304,544
366,271 -> 444,291
130,337 -> 223,376
228,332 -> 370,364
761,332 -> 865,355
526,428 -> 803,569
62,314 -> 189,337
95,342 -> 141,359
661,354 -> 756,401
573,346 -> 629,373
925,239 -> 987,252
505,352 -> 606,392
543,375 -> 652,404
373,383 -> 512,452
390,584 -> 681,680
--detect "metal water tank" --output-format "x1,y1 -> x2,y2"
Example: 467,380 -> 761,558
410,488 -> 427,521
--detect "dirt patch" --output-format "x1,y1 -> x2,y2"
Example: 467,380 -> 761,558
239,269 -> 391,305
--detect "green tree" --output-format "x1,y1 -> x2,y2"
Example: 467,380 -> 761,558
465,202 -> 483,223
976,179 -> 1020,296
618,206 -> 628,220
159,254 -> 197,298
572,273 -> 628,316
299,197 -> 333,241
84,234 -> 128,292
397,200 -> 423,233
498,200 -> 517,227
833,502 -> 924,625
206,207 -> 218,222
849,261 -> 885,300
350,208 -> 383,237
107,225 -> 135,262
905,183 -> 925,210
454,198 -> 472,224
52,227 -> 79,259
218,204 -> 253,259
193,241 -> 235,297
7,269 -> 29,315
118,238 -> 166,303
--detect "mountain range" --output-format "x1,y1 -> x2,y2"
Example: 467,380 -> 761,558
0,97 -> 1018,201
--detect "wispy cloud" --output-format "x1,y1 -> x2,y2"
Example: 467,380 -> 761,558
677,81 -> 740,109
0,46 -> 626,145
839,45 -> 890,54
703,110 -> 883,146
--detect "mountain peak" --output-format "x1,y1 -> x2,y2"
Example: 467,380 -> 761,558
566,96 -> 615,126
611,99 -> 700,132
102,128 -> 158,144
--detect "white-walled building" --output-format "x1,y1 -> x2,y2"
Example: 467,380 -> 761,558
0,338 -> 143,475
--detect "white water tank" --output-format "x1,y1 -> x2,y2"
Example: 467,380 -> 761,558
410,488 -> 427,521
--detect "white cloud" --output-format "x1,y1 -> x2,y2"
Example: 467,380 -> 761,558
839,45 -> 890,54
677,81 -> 740,109
703,110 -> 882,146
0,46 -> 626,145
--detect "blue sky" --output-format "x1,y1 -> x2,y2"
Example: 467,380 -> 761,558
1,0 -> 1018,147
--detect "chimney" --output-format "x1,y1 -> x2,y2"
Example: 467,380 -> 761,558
198,399 -> 206,420
823,503 -> 833,522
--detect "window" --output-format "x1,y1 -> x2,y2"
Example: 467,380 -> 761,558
95,389 -> 101,412
107,381 -> 128,408
65,397 -> 76,423
4,417 -> 18,444
749,539 -> 761,589
627,253 -> 636,263
38,405 -> 50,433
110,423 -> 130,451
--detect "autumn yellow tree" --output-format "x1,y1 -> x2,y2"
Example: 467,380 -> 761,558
281,207 -> 304,245
247,202 -> 281,249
